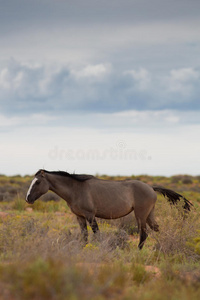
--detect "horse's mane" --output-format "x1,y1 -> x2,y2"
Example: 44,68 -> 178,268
35,169 -> 94,182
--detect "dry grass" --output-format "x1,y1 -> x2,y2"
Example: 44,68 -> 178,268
150,199 -> 200,259
0,175 -> 200,299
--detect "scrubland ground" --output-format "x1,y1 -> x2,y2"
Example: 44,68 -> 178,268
0,174 -> 200,299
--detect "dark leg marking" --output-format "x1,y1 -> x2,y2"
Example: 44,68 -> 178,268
138,226 -> 148,250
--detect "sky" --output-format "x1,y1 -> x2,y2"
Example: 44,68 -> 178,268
0,0 -> 200,176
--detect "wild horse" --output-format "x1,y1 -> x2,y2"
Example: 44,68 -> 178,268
26,170 -> 192,249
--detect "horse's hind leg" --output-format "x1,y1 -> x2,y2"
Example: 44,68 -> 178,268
134,208 -> 149,250
146,207 -> 159,232
137,207 -> 159,249
135,215 -> 148,250
77,216 -> 88,243
138,223 -> 148,250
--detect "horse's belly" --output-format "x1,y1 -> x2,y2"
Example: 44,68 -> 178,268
95,200 -> 133,219
89,181 -> 134,219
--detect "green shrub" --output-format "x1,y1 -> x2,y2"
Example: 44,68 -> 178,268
12,195 -> 26,211
131,263 -> 150,284
151,200 -> 199,259
189,231 -> 200,255
0,258 -> 94,300
31,200 -> 61,212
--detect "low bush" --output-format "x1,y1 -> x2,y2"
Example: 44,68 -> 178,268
151,200 -> 200,260
12,195 -> 27,211
30,200 -> 67,213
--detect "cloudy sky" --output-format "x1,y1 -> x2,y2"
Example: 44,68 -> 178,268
0,0 -> 200,176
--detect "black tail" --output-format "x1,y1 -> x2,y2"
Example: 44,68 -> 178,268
152,186 -> 193,211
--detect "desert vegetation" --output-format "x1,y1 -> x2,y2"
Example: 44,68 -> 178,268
0,173 -> 200,299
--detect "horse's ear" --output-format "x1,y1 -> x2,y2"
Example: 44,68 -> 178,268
41,170 -> 45,177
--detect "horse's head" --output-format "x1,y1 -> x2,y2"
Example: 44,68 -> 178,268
26,170 -> 49,204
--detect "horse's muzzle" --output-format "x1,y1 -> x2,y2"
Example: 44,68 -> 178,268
26,195 -> 34,204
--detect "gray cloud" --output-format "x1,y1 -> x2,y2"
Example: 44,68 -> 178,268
1,109 -> 200,133
1,0 -> 200,67
1,0 -> 200,29
0,60 -> 200,116
1,0 -> 200,117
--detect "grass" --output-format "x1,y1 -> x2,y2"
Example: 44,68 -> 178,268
0,174 -> 199,299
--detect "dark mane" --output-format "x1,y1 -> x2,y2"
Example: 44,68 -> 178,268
35,169 -> 94,182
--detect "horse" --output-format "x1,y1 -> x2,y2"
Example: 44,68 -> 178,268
26,169 -> 193,249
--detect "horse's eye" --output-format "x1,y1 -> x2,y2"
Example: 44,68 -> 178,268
35,180 -> 40,185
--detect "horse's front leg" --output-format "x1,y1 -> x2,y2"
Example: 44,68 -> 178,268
87,216 -> 99,234
76,216 -> 88,244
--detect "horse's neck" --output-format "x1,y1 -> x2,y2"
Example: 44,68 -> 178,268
47,174 -> 75,204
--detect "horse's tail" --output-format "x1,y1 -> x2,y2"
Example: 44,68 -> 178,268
152,186 -> 193,211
